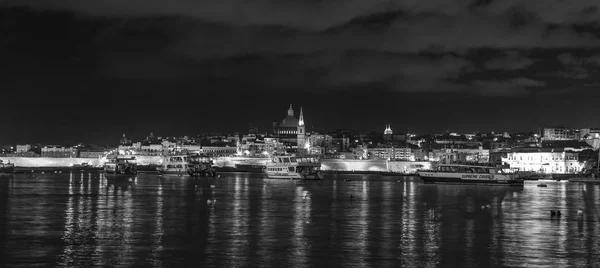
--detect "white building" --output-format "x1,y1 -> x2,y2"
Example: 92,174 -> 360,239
502,149 -> 583,174
368,147 -> 414,161
541,127 -> 579,141
16,144 -> 31,153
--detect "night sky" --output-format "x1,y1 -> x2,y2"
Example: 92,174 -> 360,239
2,1 -> 600,145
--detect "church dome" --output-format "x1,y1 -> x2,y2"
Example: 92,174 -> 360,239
280,115 -> 299,127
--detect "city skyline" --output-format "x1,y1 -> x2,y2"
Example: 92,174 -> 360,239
3,96 -> 600,145
2,2 -> 600,144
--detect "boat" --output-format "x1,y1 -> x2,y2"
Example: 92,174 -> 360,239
418,164 -> 524,186
0,159 -> 15,174
156,154 -> 216,177
234,163 -> 266,173
264,155 -> 322,180
567,172 -> 600,183
186,154 -> 216,177
156,155 -> 189,175
104,156 -> 137,175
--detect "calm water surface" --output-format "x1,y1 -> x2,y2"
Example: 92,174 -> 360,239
1,172 -> 599,267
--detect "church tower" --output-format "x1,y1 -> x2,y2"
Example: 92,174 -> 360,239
288,104 -> 294,116
384,124 -> 393,141
297,106 -> 306,152
384,124 -> 393,135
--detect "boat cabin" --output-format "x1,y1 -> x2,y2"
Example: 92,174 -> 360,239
434,164 -> 502,174
270,156 -> 319,165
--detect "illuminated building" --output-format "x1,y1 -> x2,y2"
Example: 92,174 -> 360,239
383,124 -> 393,141
16,144 -> 31,153
199,146 -> 238,156
272,104 -> 307,152
41,145 -> 77,158
541,127 -> 579,141
368,146 -> 415,161
502,148 -> 583,174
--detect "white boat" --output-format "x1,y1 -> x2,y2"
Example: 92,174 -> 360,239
157,154 -> 216,177
0,159 -> 14,174
156,155 -> 188,175
418,164 -> 523,186
264,156 -> 322,180
104,156 -> 137,175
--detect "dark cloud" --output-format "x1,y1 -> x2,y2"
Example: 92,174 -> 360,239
471,78 -> 546,96
1,0 -> 600,97
484,51 -> 536,70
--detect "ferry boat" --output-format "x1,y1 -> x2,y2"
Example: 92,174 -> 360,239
186,154 -> 216,177
235,163 -> 266,173
157,154 -> 216,177
156,155 -> 188,175
0,159 -> 14,174
264,156 -> 322,180
104,156 -> 137,175
418,164 -> 524,186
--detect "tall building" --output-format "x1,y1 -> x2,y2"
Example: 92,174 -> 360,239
384,124 -> 393,141
297,107 -> 306,150
384,124 -> 393,135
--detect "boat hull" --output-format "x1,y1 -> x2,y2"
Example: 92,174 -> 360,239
420,176 -> 523,186
264,171 -> 322,180
235,164 -> 266,173
0,166 -> 14,174
156,168 -> 187,175
568,178 -> 600,183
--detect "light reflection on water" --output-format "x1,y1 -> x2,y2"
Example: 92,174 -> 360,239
1,172 -> 600,267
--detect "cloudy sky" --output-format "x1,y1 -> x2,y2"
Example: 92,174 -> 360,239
1,0 -> 600,144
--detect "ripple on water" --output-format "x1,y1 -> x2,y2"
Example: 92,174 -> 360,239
1,174 -> 600,267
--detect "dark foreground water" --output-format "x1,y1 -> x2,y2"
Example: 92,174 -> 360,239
1,172 -> 600,267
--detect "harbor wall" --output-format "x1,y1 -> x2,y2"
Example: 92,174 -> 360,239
0,155 -> 163,167
0,156 -> 432,173
0,157 -> 103,167
212,157 -> 270,167
320,159 -> 433,173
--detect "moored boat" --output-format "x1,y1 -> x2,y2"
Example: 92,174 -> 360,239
235,163 -> 266,173
156,155 -> 188,175
0,159 -> 15,174
264,155 -> 322,180
186,154 -> 216,177
568,171 -> 600,183
157,154 -> 216,177
104,156 -> 137,175
418,164 -> 524,186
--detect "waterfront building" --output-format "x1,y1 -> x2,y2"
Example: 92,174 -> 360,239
138,144 -> 163,156
540,127 -> 579,141
16,144 -> 31,153
41,145 -> 77,158
368,146 -> 415,161
200,146 -> 237,156
307,134 -> 333,149
79,151 -> 107,158
238,138 -> 286,156
307,145 -> 326,155
454,148 -> 490,163
502,148 -> 583,174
